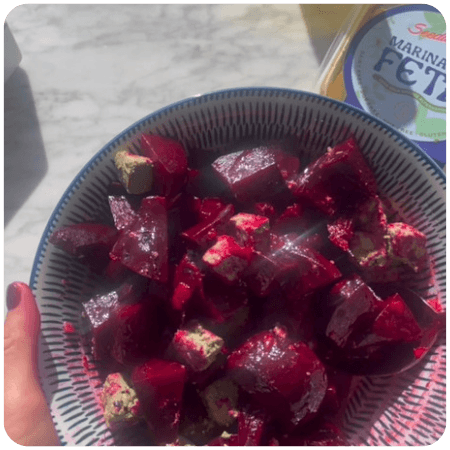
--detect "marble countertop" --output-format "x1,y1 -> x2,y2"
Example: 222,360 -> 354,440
4,4 -> 334,304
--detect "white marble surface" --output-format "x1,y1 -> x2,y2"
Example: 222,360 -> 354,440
4,4 -> 325,304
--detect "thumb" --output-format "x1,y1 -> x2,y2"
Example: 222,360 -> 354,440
4,282 -> 60,445
4,282 -> 41,384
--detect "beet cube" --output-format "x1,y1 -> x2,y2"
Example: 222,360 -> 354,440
198,278 -> 250,345
274,237 -> 342,300
371,293 -> 423,343
82,278 -> 149,361
178,385 -> 225,445
170,322 -> 225,372
251,201 -> 278,223
274,150 -> 301,180
140,134 -> 188,197
227,326 -> 328,428
111,300 -> 160,365
245,252 -> 282,297
182,203 -> 235,249
171,253 -> 204,312
202,235 -> 253,285
49,223 -> 118,272
110,196 -> 168,282
271,202 -> 304,235
228,212 -> 270,252
49,223 -> 118,256
288,137 -> 378,216
198,197 -> 229,222
233,410 -> 268,446
108,195 -> 139,231
320,275 -> 384,349
211,147 -> 286,203
327,216 -> 355,252
132,359 -> 187,444
83,290 -> 120,332
103,258 -> 131,282
278,421 -> 348,446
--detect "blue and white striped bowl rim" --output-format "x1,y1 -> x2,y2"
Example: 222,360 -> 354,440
30,87 -> 446,446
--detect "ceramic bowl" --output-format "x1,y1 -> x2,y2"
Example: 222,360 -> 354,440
30,87 -> 446,446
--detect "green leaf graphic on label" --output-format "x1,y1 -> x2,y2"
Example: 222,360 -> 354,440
423,12 -> 446,34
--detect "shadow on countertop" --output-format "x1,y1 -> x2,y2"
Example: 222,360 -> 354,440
4,67 -> 48,226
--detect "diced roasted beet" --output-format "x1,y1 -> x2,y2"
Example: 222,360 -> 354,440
178,385 -> 226,445
287,137 -> 378,216
315,278 -> 440,375
273,236 -> 342,300
271,202 -> 304,234
140,134 -> 188,197
185,164 -> 232,200
371,293 -> 423,343
370,283 -> 446,332
114,150 -> 154,195
182,203 -> 235,249
132,359 -> 187,444
274,150 -> 301,180
110,196 -> 169,282
108,195 -> 139,231
83,290 -> 120,332
200,276 -> 249,323
227,326 -> 328,429
198,197 -> 230,222
202,235 -> 254,285
196,277 -> 250,346
90,322 -> 115,363
233,410 -> 268,446
245,252 -> 283,297
278,421 -> 348,446
111,299 -> 160,365
84,277 -> 147,320
104,258 -> 131,282
49,223 -> 118,272
327,216 -> 355,252
211,147 -> 286,204
251,201 -> 278,223
227,213 -> 270,252
171,253 -> 204,313
319,368 -> 353,415
317,274 -> 384,349
170,322 -> 224,372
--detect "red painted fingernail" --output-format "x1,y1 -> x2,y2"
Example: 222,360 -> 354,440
6,282 -> 24,310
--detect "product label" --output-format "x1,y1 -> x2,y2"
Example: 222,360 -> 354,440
343,5 -> 446,164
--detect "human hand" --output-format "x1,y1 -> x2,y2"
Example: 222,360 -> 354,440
4,282 -> 60,446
